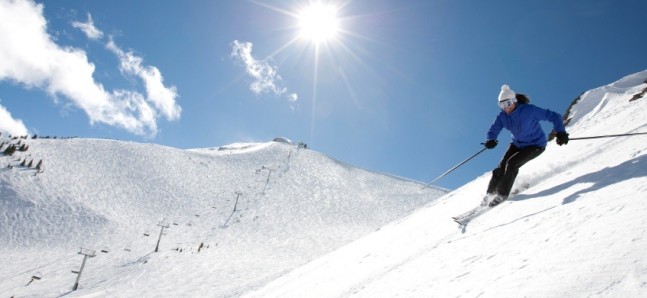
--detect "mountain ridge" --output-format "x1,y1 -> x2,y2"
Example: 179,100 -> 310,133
1,136 -> 445,297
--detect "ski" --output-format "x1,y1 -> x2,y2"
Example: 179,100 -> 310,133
452,204 -> 489,226
452,194 -> 501,227
453,183 -> 531,227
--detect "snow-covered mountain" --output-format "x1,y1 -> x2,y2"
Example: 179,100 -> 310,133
0,135 -> 446,297
3,69 -> 647,298
245,70 -> 647,297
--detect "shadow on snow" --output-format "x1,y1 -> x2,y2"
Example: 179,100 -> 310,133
513,154 -> 647,205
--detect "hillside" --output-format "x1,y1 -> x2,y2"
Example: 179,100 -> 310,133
0,137 -> 446,297
3,68 -> 646,297
245,70 -> 647,297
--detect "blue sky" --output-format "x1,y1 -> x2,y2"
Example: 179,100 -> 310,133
1,0 -> 646,189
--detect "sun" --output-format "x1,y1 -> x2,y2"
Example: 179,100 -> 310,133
297,2 -> 340,44
248,0 -> 369,143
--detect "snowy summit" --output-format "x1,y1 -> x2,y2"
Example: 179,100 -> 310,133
1,131 -> 445,297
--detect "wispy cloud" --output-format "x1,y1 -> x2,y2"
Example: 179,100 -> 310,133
106,39 -> 181,121
71,13 -> 103,40
0,0 -> 180,136
231,40 -> 297,102
0,101 -> 28,136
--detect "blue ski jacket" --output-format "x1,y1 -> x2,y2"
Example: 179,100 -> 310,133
487,103 -> 566,148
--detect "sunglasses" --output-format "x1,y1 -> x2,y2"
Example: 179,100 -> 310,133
498,98 -> 516,109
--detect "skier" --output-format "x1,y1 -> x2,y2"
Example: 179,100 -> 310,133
483,84 -> 569,207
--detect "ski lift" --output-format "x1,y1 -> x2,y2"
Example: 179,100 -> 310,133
26,274 -> 42,286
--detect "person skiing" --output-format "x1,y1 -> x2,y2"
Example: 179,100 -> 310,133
483,84 -> 569,207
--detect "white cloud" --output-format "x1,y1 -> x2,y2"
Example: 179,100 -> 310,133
0,102 -> 28,136
106,39 -> 181,121
231,40 -> 297,101
0,0 -> 181,136
72,13 -> 103,40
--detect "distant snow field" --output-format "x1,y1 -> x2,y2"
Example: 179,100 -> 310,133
1,133 -> 444,297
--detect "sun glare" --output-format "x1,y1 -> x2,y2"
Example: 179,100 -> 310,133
249,0 -> 367,144
297,3 -> 340,44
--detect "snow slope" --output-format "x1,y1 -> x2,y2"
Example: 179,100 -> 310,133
245,70 -> 647,297
0,136 -> 445,297
2,69 -> 647,298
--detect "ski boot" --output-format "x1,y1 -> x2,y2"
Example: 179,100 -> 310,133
488,193 -> 508,207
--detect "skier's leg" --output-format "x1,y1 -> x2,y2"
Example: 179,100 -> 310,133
496,146 -> 545,197
486,144 -> 519,194
486,168 -> 503,194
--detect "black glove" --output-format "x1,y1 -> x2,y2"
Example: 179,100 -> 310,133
556,131 -> 569,146
483,139 -> 498,149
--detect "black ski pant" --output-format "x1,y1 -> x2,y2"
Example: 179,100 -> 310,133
486,144 -> 545,197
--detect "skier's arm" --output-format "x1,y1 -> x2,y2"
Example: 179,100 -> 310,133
486,114 -> 504,141
546,109 -> 566,133
534,105 -> 566,133
534,105 -> 569,145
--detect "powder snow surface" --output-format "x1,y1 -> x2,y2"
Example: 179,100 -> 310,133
2,70 -> 647,297
246,70 -> 647,298
1,137 -> 444,297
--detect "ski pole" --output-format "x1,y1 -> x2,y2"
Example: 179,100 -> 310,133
421,147 -> 488,190
570,131 -> 647,140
